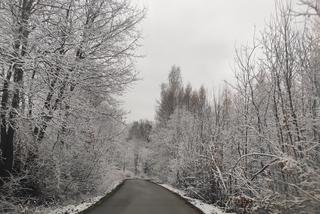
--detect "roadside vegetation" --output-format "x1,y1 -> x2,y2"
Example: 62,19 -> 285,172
129,1 -> 320,213
0,0 -> 143,213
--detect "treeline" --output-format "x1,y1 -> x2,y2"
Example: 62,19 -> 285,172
0,0 -> 143,212
125,120 -> 152,175
156,66 -> 208,124
146,2 -> 320,213
150,66 -> 227,205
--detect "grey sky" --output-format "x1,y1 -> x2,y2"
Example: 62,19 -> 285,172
122,0 -> 277,122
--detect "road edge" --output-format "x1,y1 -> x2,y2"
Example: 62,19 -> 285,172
78,179 -> 127,214
146,179 -> 206,214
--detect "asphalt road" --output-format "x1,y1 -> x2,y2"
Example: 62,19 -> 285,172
83,179 -> 202,214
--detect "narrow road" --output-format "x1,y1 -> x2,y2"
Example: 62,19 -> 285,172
83,179 -> 202,214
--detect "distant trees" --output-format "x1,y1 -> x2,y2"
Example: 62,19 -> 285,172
155,66 -> 209,126
152,66 -> 219,198
128,120 -> 152,142
156,66 -> 183,125
125,120 -> 152,175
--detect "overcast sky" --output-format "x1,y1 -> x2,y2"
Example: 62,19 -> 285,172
122,0 -> 278,122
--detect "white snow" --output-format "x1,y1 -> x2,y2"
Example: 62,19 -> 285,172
47,195 -> 103,214
160,184 -> 232,214
46,180 -> 124,214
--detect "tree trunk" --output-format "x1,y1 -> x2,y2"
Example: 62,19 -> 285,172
0,0 -> 33,178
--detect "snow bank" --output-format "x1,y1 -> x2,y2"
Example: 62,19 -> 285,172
47,195 -> 103,214
160,184 -> 232,214
46,180 -> 124,214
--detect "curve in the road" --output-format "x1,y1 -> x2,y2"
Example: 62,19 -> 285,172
82,179 -> 203,214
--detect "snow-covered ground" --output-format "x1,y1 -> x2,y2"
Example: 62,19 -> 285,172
45,180 -> 125,214
160,184 -> 233,214
47,195 -> 104,214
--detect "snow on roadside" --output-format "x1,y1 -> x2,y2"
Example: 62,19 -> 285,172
47,195 -> 103,214
160,184 -> 232,214
47,180 -> 124,214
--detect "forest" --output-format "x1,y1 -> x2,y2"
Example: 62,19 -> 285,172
0,0 -> 144,213
0,0 -> 320,214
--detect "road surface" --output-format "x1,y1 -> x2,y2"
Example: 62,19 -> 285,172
83,179 -> 202,214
